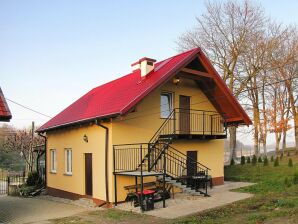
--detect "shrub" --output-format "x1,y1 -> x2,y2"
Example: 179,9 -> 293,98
263,157 -> 269,166
280,153 -> 283,160
258,157 -> 262,163
270,155 -> 274,162
288,158 -> 293,167
246,156 -> 251,163
252,155 -> 257,166
230,158 -> 235,166
284,177 -> 292,187
274,157 -> 279,167
241,156 -> 245,165
26,171 -> 41,186
293,173 -> 298,185
18,185 -> 36,197
287,151 -> 291,157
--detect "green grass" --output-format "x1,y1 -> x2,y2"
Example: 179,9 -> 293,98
174,155 -> 298,224
52,154 -> 298,224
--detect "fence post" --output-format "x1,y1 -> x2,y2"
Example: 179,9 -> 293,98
203,112 -> 205,136
210,115 -> 213,135
7,176 -> 10,195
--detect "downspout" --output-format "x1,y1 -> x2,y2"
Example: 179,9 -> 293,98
95,120 -> 110,204
38,133 -> 47,187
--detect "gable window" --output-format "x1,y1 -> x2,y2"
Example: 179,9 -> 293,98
65,149 -> 72,175
161,92 -> 173,118
50,149 -> 57,173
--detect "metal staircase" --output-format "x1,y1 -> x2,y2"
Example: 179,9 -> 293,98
113,108 -> 226,210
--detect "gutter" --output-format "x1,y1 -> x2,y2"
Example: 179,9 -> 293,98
38,133 -> 47,187
95,120 -> 110,203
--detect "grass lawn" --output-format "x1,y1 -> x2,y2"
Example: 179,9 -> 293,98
51,153 -> 298,224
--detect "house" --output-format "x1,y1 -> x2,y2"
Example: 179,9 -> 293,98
37,48 -> 251,209
0,87 -> 12,122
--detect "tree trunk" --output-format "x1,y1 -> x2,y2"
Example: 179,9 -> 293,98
229,126 -> 237,159
285,81 -> 298,154
282,130 -> 287,153
275,132 -> 281,155
261,82 -> 267,156
253,105 -> 260,156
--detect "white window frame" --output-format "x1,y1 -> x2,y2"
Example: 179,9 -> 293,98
64,149 -> 72,175
160,92 -> 174,118
50,149 -> 57,173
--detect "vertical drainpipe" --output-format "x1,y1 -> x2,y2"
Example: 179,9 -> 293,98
38,133 -> 47,187
95,120 -> 110,204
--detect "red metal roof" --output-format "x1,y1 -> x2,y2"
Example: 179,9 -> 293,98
0,88 -> 12,122
37,48 -> 251,132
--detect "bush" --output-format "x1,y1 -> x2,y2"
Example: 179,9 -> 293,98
287,151 -> 291,157
246,156 -> 251,164
252,155 -> 257,166
288,158 -> 293,167
293,173 -> 298,185
18,185 -> 36,197
263,157 -> 269,166
230,158 -> 235,166
258,157 -> 263,163
26,171 -> 41,186
270,156 -> 274,162
284,177 -> 292,188
280,153 -> 283,160
241,156 -> 245,165
274,157 -> 279,167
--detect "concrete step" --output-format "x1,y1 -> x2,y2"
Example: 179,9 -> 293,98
76,198 -> 97,208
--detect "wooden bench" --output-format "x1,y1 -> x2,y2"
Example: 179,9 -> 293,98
124,181 -> 157,192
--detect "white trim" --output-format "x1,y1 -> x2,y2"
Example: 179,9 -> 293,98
64,148 -> 72,175
50,149 -> 57,173
160,92 -> 174,118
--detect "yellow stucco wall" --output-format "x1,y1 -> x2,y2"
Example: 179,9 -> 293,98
46,124 -> 112,201
46,77 -> 225,203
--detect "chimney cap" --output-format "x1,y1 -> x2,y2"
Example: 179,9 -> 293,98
131,57 -> 156,67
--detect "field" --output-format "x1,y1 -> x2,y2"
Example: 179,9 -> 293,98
52,153 -> 298,224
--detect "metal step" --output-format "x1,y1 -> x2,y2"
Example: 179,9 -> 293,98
157,175 -> 207,196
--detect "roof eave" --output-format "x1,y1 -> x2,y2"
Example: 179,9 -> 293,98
36,113 -> 120,133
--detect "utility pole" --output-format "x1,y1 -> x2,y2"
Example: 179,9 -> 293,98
29,121 -> 35,173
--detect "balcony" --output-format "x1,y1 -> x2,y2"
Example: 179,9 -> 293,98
152,109 -> 227,141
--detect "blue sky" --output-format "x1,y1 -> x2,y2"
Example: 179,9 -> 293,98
1,0 -> 298,144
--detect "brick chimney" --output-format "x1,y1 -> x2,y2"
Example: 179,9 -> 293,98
131,57 -> 156,77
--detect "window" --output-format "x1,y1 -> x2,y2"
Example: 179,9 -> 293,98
161,92 -> 173,118
50,149 -> 57,173
65,149 -> 72,175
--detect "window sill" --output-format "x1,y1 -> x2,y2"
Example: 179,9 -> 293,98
50,171 -> 57,174
64,173 -> 72,176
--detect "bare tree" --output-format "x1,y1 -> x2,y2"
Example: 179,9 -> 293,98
3,127 -> 44,173
268,26 -> 298,153
177,0 -> 266,159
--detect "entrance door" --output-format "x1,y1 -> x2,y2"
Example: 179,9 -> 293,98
179,95 -> 191,134
186,151 -> 197,176
85,153 -> 93,196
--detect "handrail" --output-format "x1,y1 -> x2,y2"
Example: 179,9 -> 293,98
168,145 -> 211,170
149,109 -> 175,143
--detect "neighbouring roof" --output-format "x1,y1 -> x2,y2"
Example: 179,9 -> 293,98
0,87 -> 12,122
37,48 -> 251,132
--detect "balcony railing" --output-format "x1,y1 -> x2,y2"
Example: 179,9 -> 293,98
150,109 -> 227,144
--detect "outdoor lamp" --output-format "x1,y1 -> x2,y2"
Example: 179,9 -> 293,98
173,77 -> 180,85
83,134 -> 88,143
